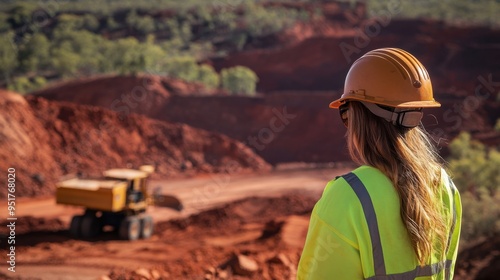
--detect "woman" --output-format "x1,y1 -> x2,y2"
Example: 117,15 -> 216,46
297,48 -> 462,280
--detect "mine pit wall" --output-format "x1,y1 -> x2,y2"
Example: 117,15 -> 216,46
155,92 -> 349,165
154,90 -> 498,165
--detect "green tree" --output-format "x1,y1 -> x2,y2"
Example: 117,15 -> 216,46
197,64 -> 220,89
0,32 -> 19,84
212,10 -> 237,32
82,14 -> 99,31
56,14 -> 84,31
19,33 -> 50,72
105,16 -> 120,30
97,39 -> 115,73
70,30 -> 102,74
32,76 -> 47,90
7,76 -> 46,94
165,19 -> 192,46
7,76 -> 31,93
448,131 -> 500,241
449,132 -> 500,195
126,10 -> 155,35
51,41 -> 80,77
221,66 -> 259,96
0,12 -> 11,32
8,3 -> 36,27
243,3 -> 305,37
101,35 -> 165,75
139,35 -> 166,71
164,56 -> 199,82
52,28 -> 103,75
114,37 -> 140,74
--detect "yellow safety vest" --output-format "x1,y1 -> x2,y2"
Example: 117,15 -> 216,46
297,165 -> 461,280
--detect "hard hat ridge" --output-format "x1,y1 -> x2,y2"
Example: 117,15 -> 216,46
329,47 -> 440,109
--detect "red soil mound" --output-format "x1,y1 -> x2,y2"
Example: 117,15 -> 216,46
0,90 -> 270,198
0,216 -> 65,235
32,74 -> 209,117
0,90 -> 61,198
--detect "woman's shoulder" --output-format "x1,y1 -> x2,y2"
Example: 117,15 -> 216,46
351,165 -> 389,180
320,165 -> 395,205
317,166 -> 384,210
329,165 -> 392,189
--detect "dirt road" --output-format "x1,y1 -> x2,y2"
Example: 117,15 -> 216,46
0,167 -> 348,280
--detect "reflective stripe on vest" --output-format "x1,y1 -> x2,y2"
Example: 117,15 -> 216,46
342,172 -> 456,280
444,177 -> 457,280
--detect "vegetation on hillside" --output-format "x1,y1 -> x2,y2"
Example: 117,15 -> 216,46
387,0 -> 500,27
447,131 -> 500,242
0,1 -> 310,95
0,0 -> 498,94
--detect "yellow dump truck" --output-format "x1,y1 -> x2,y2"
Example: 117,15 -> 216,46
56,166 -> 182,240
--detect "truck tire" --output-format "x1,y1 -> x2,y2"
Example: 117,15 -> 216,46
119,216 -> 140,240
80,214 -> 101,239
69,215 -> 83,237
140,215 -> 154,239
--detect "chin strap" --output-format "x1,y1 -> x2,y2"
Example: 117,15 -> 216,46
360,101 -> 423,128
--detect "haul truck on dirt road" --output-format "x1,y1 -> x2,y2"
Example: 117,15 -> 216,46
56,165 -> 182,240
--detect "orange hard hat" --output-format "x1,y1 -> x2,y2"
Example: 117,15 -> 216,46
329,48 -> 440,109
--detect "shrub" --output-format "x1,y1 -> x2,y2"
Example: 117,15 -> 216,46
126,10 -> 155,35
8,76 -> 46,94
0,32 -> 19,82
8,77 -> 31,93
8,3 -> 36,27
460,190 -> 500,241
19,33 -> 50,72
164,19 -> 192,46
57,14 -> 84,31
221,66 -> 258,96
105,16 -> 120,30
243,3 -> 307,37
51,29 -> 103,75
197,64 -> 220,89
0,12 -> 11,32
164,56 -> 199,82
448,132 -> 500,195
50,42 -> 81,77
82,14 -> 99,31
448,131 -> 500,242
111,37 -> 143,74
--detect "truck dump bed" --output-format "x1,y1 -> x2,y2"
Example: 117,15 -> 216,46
56,178 -> 127,212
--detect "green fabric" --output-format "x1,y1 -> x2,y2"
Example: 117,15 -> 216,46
297,165 -> 462,280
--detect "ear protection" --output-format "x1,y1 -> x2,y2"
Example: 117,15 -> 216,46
395,110 -> 423,128
360,101 -> 423,128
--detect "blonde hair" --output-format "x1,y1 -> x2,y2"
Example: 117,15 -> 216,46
346,101 -> 447,266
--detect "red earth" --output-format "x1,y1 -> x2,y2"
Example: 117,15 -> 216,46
0,89 -> 270,198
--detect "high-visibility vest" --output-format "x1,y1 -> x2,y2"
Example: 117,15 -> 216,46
297,165 -> 461,280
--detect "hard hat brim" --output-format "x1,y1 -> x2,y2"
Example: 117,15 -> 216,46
329,96 -> 441,109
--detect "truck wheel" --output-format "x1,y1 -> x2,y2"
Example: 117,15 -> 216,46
80,215 -> 101,239
119,216 -> 140,240
140,215 -> 154,239
69,215 -> 83,237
